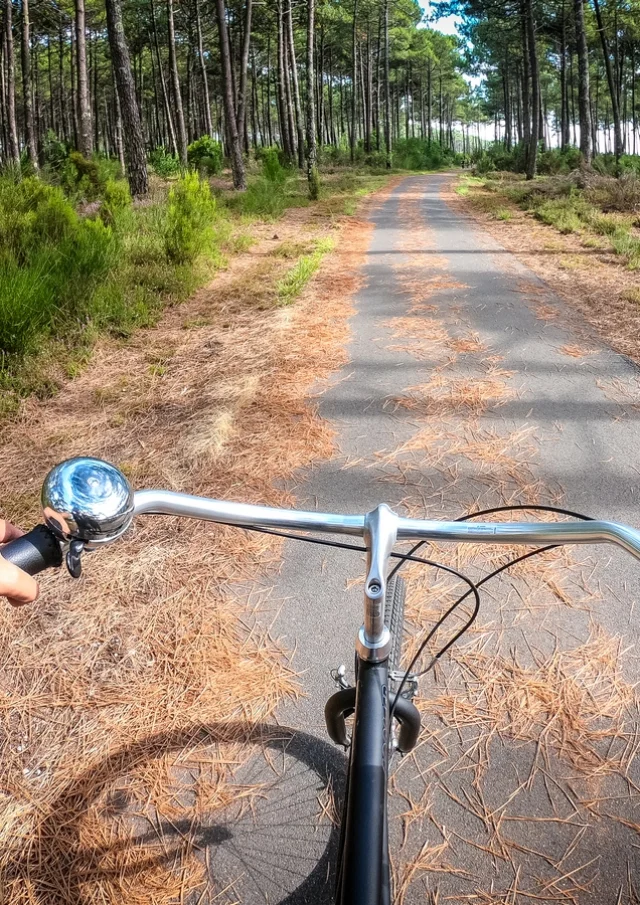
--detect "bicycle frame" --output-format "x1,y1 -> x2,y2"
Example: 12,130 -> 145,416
337,656 -> 392,905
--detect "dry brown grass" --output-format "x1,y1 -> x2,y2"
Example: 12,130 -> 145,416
596,375 -> 640,411
0,192 -> 379,901
558,344 -> 597,359
391,367 -> 518,419
425,625 -> 637,777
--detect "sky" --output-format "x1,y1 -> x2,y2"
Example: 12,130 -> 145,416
419,0 -> 463,36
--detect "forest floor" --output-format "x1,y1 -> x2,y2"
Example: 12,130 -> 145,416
0,174 -> 400,903
3,170 -> 640,905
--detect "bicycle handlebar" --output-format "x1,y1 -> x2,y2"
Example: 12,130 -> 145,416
133,489 -> 640,560
3,459 -> 640,589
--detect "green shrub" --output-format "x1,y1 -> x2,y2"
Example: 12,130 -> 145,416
100,178 -> 132,227
0,255 -> 55,356
238,178 -> 287,218
187,136 -> 223,175
61,151 -> 106,199
150,147 -> 181,178
261,147 -> 288,184
392,138 -> 456,171
232,151 -> 291,218
60,218 -> 117,321
537,147 -> 582,175
42,130 -> 70,173
164,172 -> 217,263
0,177 -> 77,264
474,151 -> 496,176
255,144 -> 289,169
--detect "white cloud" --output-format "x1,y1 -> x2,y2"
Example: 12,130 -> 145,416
419,1 -> 463,35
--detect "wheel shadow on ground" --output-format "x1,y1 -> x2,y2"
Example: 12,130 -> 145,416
7,722 -> 347,905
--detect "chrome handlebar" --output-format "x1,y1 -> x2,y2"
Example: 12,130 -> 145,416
134,488 -> 640,559
40,457 -> 640,662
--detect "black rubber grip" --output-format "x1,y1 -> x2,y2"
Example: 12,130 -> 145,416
0,525 -> 63,576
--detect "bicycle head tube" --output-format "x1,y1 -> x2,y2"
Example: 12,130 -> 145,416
356,504 -> 397,663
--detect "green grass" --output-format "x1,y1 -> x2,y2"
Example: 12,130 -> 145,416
276,237 -> 335,305
0,161 -> 396,415
456,175 -> 485,196
534,198 -> 586,234
465,175 -> 640,270
0,172 -> 227,412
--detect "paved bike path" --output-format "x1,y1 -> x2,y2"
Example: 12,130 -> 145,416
248,175 -> 640,903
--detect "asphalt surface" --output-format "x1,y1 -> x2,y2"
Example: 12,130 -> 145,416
210,174 -> 640,904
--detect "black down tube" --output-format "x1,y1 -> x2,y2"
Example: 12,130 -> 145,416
339,657 -> 390,905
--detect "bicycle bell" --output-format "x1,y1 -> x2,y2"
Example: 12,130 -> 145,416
42,456 -> 135,548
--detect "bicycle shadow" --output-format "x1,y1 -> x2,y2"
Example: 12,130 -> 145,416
8,722 -> 347,905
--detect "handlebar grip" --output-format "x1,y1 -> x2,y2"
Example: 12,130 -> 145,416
1,525 -> 63,576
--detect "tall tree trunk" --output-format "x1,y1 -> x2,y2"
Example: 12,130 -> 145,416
375,13 -> 381,148
502,55 -> 512,149
276,0 -> 291,156
306,0 -> 318,198
439,71 -> 444,144
525,0 -> 539,178
404,67 -> 409,139
592,0 -> 622,159
105,0 -> 148,195
214,0 -> 245,187
195,0 -> 213,136
92,32 -> 100,149
383,0 -> 390,165
150,0 -> 177,155
20,0 -> 37,167
364,18 -> 372,150
75,0 -> 92,156
251,49 -> 260,145
47,36 -> 55,133
167,0 -> 187,162
236,0 -> 252,151
0,32 -> 9,157
266,35 -> 273,145
58,26 -> 68,142
114,77 -> 125,171
632,42 -> 637,156
328,44 -> 336,145
286,0 -> 304,167
350,0 -> 358,162
282,9 -> 296,158
520,0 -> 531,145
427,60 -> 432,141
574,0 -> 592,163
5,0 -> 19,164
282,18 -> 295,155
560,5 -> 570,149
317,29 -> 324,143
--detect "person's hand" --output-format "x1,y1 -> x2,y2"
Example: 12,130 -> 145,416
0,521 -> 39,607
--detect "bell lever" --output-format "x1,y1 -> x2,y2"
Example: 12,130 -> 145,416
66,539 -> 85,578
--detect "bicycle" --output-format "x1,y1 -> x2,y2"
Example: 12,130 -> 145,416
4,455 -> 640,905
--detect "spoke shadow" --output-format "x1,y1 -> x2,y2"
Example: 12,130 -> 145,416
7,722 -> 347,905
